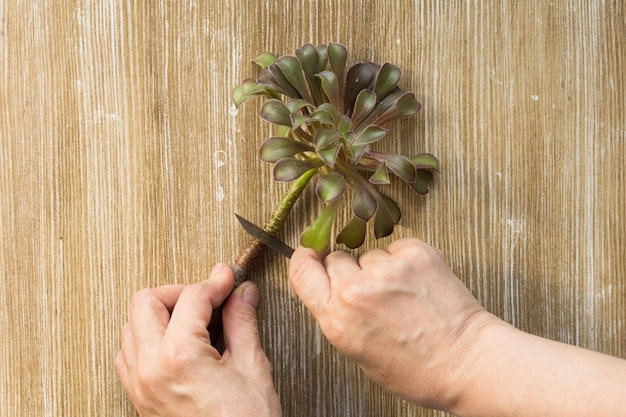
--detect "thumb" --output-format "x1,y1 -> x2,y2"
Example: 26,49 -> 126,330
288,246 -> 331,318
222,281 -> 263,356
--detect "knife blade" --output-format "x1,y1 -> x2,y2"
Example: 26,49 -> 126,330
234,213 -> 295,259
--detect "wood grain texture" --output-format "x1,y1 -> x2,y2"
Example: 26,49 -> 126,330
1,1 -> 624,416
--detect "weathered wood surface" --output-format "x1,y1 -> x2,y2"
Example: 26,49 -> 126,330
1,1 -> 624,416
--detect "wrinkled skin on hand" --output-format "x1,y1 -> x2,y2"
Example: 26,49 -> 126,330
289,238 -> 497,411
115,264 -> 282,417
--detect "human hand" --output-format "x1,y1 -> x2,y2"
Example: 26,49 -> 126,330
114,264 -> 282,417
289,237 -> 500,411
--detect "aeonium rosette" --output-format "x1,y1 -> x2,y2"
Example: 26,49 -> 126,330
233,43 -> 439,252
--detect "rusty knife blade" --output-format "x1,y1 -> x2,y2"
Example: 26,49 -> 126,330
234,213 -> 295,259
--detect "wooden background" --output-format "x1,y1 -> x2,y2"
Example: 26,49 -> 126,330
1,1 -> 624,416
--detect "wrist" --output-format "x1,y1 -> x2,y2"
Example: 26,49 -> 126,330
442,312 -> 514,415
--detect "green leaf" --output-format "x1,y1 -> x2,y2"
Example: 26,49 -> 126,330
338,115 -> 351,134
316,172 -> 346,202
300,200 -> 340,252
310,108 -> 336,125
369,163 -> 390,184
373,92 -> 421,125
336,216 -> 367,249
316,71 -> 341,110
259,137 -> 313,162
318,143 -> 342,167
254,52 -> 278,68
273,158 -> 322,182
349,144 -> 368,163
260,99 -> 292,127
352,125 -> 388,146
373,63 -> 401,99
352,182 -> 378,221
410,153 -> 440,172
233,79 -> 273,106
276,56 -> 314,103
410,170 -> 434,195
315,128 -> 342,149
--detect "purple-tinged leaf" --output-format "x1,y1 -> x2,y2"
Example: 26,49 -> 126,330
290,113 -> 309,129
316,44 -> 329,70
336,216 -> 367,249
254,52 -> 278,68
257,67 -> 292,97
275,56 -> 314,103
328,43 -> 347,110
316,172 -> 346,202
351,90 -> 377,128
372,93 -> 421,126
318,143 -> 342,167
316,71 -> 341,111
260,99 -> 292,127
233,79 -> 275,106
349,144 -> 369,163
372,153 -> 416,183
352,125 -> 388,146
273,158 -> 322,182
373,63 -> 401,99
344,63 -> 377,114
295,44 -> 320,78
369,163 -> 390,184
315,128 -> 342,149
374,203 -> 396,239
410,153 -> 440,172
267,63 -> 301,98
352,182 -> 378,221
310,108 -> 336,125
300,199 -> 340,252
286,99 -> 313,113
295,43 -> 324,104
260,137 -> 313,163
338,115 -> 351,134
410,170 -> 434,194
379,192 -> 401,224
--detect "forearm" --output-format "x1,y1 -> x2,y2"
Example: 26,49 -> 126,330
452,321 -> 626,417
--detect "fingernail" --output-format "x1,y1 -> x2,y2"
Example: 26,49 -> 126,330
242,283 -> 259,309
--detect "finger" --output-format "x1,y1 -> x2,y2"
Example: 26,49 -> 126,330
114,350 -> 131,392
289,246 -> 332,317
222,281 -> 262,358
166,263 -> 234,341
386,237 -> 429,256
355,248 -> 391,269
323,250 -> 361,282
119,322 -> 135,370
129,284 -> 186,350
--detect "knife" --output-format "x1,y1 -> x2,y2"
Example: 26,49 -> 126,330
234,213 -> 295,259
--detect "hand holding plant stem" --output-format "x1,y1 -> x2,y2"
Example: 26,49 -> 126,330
231,43 -> 439,282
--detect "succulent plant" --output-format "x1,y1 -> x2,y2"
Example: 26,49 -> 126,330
233,43 -> 438,253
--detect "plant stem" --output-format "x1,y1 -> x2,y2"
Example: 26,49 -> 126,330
231,168 -> 317,285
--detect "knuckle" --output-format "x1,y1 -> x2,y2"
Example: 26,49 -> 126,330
129,288 -> 155,311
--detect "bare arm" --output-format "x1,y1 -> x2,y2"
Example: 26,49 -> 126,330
289,238 -> 626,416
